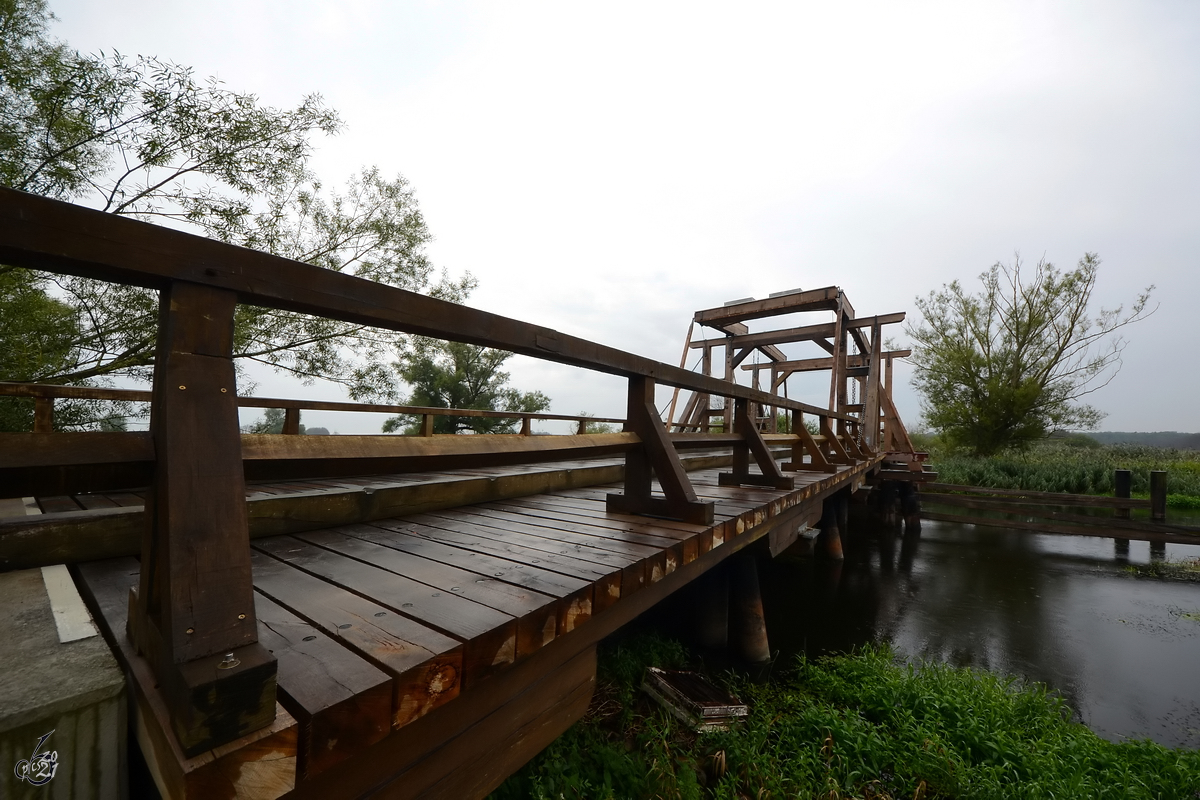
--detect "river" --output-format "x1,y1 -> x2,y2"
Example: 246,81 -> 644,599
755,513 -> 1200,749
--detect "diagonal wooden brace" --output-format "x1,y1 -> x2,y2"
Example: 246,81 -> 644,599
607,376 -> 714,525
782,410 -> 836,473
719,398 -> 794,489
820,415 -> 854,464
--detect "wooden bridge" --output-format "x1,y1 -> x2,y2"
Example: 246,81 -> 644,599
0,187 -> 930,799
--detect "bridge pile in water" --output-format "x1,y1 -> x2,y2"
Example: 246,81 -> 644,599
0,186 -> 930,799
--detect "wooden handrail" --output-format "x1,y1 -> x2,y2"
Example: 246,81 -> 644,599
0,188 -> 851,422
0,382 -> 623,426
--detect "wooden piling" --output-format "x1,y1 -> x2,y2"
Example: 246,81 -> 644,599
728,555 -> 771,665
1150,471 -> 1167,522
1114,468 -> 1131,556
817,498 -> 844,560
1114,469 -> 1132,520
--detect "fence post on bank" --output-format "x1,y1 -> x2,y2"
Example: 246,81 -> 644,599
1150,470 -> 1167,522
1114,468 -> 1132,558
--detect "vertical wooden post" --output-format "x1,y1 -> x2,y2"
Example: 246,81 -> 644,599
1114,469 -> 1132,520
1150,470 -> 1167,521
606,375 -> 714,524
728,555 -> 771,664
520,416 -> 532,436
699,345 -> 712,432
577,418 -> 587,435
282,407 -> 301,435
33,396 -> 54,432
722,339 -> 735,434
129,281 -> 276,757
862,321 -> 882,450
828,300 -> 844,413
420,413 -> 435,437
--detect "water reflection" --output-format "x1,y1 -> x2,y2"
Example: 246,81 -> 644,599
759,516 -> 1200,749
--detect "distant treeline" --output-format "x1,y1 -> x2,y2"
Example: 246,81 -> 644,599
1087,431 -> 1200,450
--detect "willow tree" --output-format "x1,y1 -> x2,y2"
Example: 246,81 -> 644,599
906,253 -> 1154,456
1,0 -> 472,429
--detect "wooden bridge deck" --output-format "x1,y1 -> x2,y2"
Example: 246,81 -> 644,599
69,453 -> 879,799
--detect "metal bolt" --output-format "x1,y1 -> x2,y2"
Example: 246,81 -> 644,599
178,385 -> 186,390
217,653 -> 240,670
185,627 -> 194,634
237,614 -> 246,620
220,388 -> 228,393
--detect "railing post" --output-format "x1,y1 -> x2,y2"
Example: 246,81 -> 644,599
521,416 -> 532,436
33,396 -> 54,432
1150,470 -> 1167,521
282,407 -> 301,435
578,418 -> 587,435
420,413 -> 435,437
129,281 -> 276,757
606,375 -> 714,524
719,397 -> 793,489
782,410 -> 835,473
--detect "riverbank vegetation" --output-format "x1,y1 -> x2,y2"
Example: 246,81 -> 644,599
911,436 -> 1200,509
492,634 -> 1200,799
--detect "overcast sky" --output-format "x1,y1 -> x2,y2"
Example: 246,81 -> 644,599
51,1 -> 1199,434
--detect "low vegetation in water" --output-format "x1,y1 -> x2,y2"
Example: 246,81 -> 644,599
492,634 -> 1200,799
910,437 -> 1200,509
1125,557 -> 1200,583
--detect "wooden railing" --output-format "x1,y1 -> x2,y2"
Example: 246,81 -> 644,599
0,186 -> 875,756
0,381 -> 623,436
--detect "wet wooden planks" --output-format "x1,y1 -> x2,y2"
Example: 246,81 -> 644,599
73,459 -> 876,798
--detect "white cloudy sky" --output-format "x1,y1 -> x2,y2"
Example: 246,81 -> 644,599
51,1 -> 1199,434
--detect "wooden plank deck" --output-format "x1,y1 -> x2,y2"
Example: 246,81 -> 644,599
0,449 -> 754,572
73,453 -> 879,799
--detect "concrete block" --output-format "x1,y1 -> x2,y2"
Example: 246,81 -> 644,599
0,567 -> 126,799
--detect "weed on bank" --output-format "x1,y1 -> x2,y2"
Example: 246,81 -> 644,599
492,636 -> 1200,800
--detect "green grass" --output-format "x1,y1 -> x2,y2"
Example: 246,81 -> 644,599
920,440 -> 1200,509
492,635 -> 1200,799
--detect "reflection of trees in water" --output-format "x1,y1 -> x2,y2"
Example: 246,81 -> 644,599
890,521 -> 1082,709
760,517 -> 1086,716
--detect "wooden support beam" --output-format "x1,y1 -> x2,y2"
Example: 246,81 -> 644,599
693,286 -> 842,327
862,321 -> 882,450
692,322 -> 836,351
828,303 -> 844,413
819,415 -> 853,465
781,410 -> 836,473
740,350 -> 911,374
718,398 -> 794,490
130,281 -> 276,758
282,408 -> 301,436
606,376 -> 714,525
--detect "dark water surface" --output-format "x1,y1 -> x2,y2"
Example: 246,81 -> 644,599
756,515 -> 1200,749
